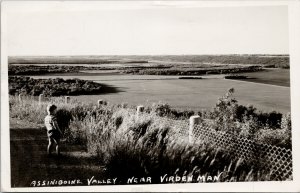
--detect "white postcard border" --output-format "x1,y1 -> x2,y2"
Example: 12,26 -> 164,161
1,0 -> 300,192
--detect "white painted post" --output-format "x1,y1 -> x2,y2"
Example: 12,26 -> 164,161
121,103 -> 128,108
189,115 -> 201,143
98,99 -> 108,107
87,111 -> 93,133
136,105 -> 144,119
18,93 -> 22,102
98,99 -> 104,107
38,94 -> 44,105
90,112 -> 94,123
65,96 -> 70,104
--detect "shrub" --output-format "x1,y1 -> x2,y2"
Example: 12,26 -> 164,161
281,113 -> 291,131
66,120 -> 88,145
208,88 -> 241,135
255,128 -> 291,149
224,74 -> 248,79
56,109 -> 73,132
205,88 -> 291,147
9,76 -> 103,97
238,115 -> 260,139
150,103 -> 195,120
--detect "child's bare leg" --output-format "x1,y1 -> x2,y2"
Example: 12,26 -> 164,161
56,144 -> 60,156
54,139 -> 60,155
47,138 -> 53,155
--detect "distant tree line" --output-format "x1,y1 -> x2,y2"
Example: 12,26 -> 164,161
72,55 -> 289,68
122,65 -> 263,76
224,74 -> 248,79
8,55 -> 289,76
9,76 -> 103,96
8,56 -> 148,64
8,65 -> 115,75
8,65 -> 156,75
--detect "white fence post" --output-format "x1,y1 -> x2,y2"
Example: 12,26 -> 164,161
97,99 -> 108,107
189,115 -> 201,143
98,99 -> 103,107
97,99 -> 104,107
87,111 -> 93,133
136,105 -> 144,119
18,93 -> 22,102
65,96 -> 70,104
38,94 -> 44,105
121,103 -> 127,108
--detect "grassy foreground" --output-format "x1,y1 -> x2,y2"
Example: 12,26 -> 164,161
9,89 -> 292,183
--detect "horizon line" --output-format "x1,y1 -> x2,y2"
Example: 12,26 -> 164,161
8,54 -> 290,57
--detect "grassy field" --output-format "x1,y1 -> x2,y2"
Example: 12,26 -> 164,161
233,68 -> 290,87
30,74 -> 291,113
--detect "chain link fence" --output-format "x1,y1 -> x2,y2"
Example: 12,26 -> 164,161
192,123 -> 292,180
136,109 -> 293,181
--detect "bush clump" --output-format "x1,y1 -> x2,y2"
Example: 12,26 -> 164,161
9,76 -> 103,97
205,88 -> 291,148
148,103 -> 196,120
224,74 -> 248,79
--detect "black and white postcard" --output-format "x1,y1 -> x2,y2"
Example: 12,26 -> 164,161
1,1 -> 300,192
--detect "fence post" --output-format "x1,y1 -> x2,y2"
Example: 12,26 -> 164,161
86,111 -> 93,133
136,105 -> 144,119
97,99 -> 108,107
98,99 -> 103,107
97,99 -> 104,107
65,96 -> 70,104
18,93 -> 22,102
38,94 -> 44,105
189,115 -> 201,143
121,103 -> 127,108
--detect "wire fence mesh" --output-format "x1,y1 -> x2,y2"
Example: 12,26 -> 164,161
136,111 -> 293,181
192,123 -> 292,180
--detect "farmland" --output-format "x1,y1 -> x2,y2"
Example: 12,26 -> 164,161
9,54 -> 289,68
8,54 -> 289,76
233,68 -> 290,87
29,73 -> 290,113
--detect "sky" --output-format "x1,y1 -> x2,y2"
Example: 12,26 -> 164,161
3,1 -> 289,56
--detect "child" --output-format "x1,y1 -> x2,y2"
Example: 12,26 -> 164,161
45,104 -> 63,156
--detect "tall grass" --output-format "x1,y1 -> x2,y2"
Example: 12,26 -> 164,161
86,109 -> 277,183
9,95 -> 94,144
9,93 -> 291,182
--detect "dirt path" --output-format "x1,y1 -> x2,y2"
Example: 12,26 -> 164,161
10,125 -> 105,187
